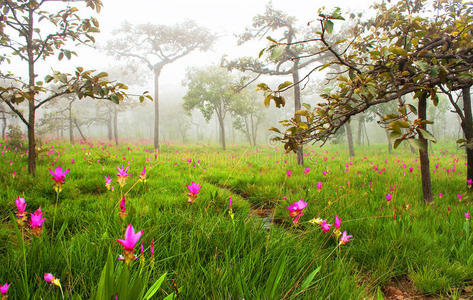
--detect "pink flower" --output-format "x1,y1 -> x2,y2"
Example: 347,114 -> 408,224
116,166 -> 130,177
105,176 -> 112,190
334,216 -> 341,229
140,239 -> 144,256
458,194 -> 463,201
439,192 -> 443,198
117,224 -> 143,252
465,211 -> 470,220
44,273 -> 61,287
468,179 -> 472,187
187,182 -> 201,195
15,196 -> 26,214
409,167 -> 413,173
49,166 -> 70,185
304,168 -> 310,175
317,181 -> 322,191
140,166 -> 146,181
286,199 -> 308,226
150,239 -> 155,257
0,283 -> 9,295
286,170 -> 292,177
386,194 -> 392,202
390,185 -> 395,191
30,207 -> 45,229
322,171 -> 327,176
339,231 -> 354,245
320,220 -> 331,233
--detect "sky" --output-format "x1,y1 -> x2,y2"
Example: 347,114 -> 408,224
82,0 -> 375,89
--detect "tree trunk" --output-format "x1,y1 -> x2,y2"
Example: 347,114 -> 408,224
292,62 -> 304,165
1,110 -> 6,140
27,8 -> 36,175
69,102 -> 74,143
107,108 -> 112,141
113,105 -> 118,146
357,116 -> 363,145
363,121 -> 370,146
217,114 -> 226,150
345,122 -> 355,158
153,67 -> 162,151
461,86 -> 473,189
418,94 -> 433,203
74,119 -> 87,142
385,129 -> 392,154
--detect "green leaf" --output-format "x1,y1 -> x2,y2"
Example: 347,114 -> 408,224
393,138 -> 403,149
298,266 -> 321,293
408,138 -> 425,151
324,20 -> 334,34
418,128 -> 436,142
265,253 -> 286,299
278,81 -> 293,91
271,45 -> 284,61
389,46 -> 408,57
143,273 -> 167,300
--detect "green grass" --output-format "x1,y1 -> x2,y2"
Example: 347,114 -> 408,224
0,140 -> 472,299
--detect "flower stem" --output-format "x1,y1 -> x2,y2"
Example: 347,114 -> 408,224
51,190 -> 60,238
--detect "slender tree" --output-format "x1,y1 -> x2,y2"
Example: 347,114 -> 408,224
107,21 -> 215,151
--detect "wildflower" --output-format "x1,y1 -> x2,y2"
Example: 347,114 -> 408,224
117,224 -> 143,264
458,194 -> 463,201
386,194 -> 392,202
15,196 -> 27,227
304,168 -> 310,175
465,211 -> 470,220
30,207 -> 45,236
49,166 -> 69,193
439,192 -> 443,198
286,170 -> 292,177
390,185 -> 395,192
119,195 -> 127,219
116,166 -> 130,187
0,283 -> 9,299
317,181 -> 322,191
285,199 -> 308,227
409,167 -> 413,173
333,216 -> 341,237
187,182 -> 201,203
44,273 -> 61,287
140,240 -> 145,263
309,217 -> 323,225
339,231 -> 354,245
150,239 -> 155,257
105,176 -> 112,190
322,171 -> 327,176
469,179 -> 473,189
320,220 -> 331,233
140,166 -> 146,182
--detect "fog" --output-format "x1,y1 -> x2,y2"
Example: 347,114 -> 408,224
0,0 -> 465,150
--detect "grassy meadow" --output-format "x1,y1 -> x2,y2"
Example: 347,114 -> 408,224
0,140 -> 472,299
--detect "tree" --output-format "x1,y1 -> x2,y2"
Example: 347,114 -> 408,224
107,21 -> 215,151
223,4 -> 332,165
260,0 -> 473,202
0,0 -> 149,175
230,88 -> 265,146
182,66 -> 240,150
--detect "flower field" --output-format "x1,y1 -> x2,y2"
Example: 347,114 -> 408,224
0,141 -> 472,299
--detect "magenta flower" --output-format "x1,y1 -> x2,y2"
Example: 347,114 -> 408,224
317,181 -> 322,191
386,194 -> 392,202
117,224 -> 143,252
334,216 -> 341,229
322,171 -> 327,176
187,182 -> 201,203
49,166 -> 70,185
320,220 -> 332,233
119,195 -> 127,219
140,166 -> 146,181
286,170 -> 292,177
105,176 -> 112,190
116,166 -> 130,187
0,283 -> 9,296
458,194 -> 463,201
31,207 -> 45,236
465,211 -> 470,220
15,196 -> 26,214
150,239 -> 155,257
339,231 -> 354,245
439,192 -> 443,198
286,199 -> 308,226
304,168 -> 310,175
44,273 -> 61,287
